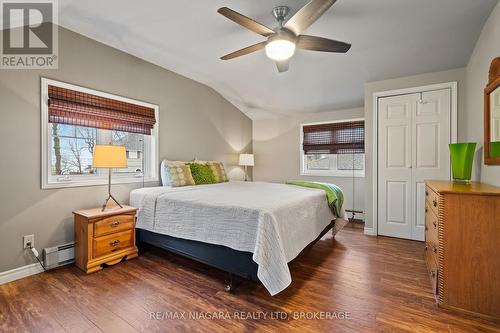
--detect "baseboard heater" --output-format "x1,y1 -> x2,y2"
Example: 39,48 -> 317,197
345,209 -> 365,222
43,242 -> 75,270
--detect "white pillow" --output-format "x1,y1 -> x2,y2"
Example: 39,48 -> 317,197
160,160 -> 170,186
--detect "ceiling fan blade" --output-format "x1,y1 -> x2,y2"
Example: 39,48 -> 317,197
218,7 -> 275,37
220,42 -> 267,60
284,0 -> 337,35
275,59 -> 290,73
297,35 -> 351,53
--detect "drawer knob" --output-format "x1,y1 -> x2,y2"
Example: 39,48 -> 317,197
109,240 -> 121,247
110,221 -> 120,227
425,207 -> 428,213
425,225 -> 428,231
433,221 -> 437,228
433,199 -> 437,207
425,191 -> 429,197
430,271 -> 436,278
433,246 -> 437,253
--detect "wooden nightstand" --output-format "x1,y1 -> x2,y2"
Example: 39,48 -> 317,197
73,205 -> 138,273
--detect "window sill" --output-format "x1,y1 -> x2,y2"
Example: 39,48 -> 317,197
42,176 -> 159,189
300,171 -> 365,178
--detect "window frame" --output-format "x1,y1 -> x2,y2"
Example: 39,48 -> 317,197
41,78 -> 159,189
299,118 -> 365,178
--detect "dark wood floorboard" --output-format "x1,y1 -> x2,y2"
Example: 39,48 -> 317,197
1,228 -> 499,333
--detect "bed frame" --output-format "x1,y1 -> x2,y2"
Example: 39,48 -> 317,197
136,219 -> 337,291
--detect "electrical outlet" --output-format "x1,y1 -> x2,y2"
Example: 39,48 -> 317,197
23,235 -> 34,249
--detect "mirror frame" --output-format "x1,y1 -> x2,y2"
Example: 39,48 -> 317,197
484,57 -> 500,165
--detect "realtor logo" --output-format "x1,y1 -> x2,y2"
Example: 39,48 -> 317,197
1,0 -> 58,69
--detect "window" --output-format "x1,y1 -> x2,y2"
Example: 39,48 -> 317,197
41,78 -> 159,189
300,119 -> 365,177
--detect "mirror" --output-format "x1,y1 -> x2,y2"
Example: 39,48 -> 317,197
484,57 -> 500,164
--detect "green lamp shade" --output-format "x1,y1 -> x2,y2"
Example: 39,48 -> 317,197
491,141 -> 500,158
449,143 -> 476,182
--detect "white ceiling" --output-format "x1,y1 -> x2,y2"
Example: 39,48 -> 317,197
58,0 -> 498,119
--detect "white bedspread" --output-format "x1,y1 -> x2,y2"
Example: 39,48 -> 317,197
130,181 -> 347,295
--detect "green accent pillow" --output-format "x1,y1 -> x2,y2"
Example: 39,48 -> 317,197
188,163 -> 216,185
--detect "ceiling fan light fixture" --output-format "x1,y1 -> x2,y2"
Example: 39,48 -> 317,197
265,39 -> 296,61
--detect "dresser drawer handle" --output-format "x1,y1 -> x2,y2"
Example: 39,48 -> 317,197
110,221 -> 120,228
433,199 -> 437,207
433,221 -> 437,228
425,191 -> 429,197
425,225 -> 428,231
109,240 -> 121,247
425,207 -> 428,213
433,246 -> 437,254
430,270 -> 436,278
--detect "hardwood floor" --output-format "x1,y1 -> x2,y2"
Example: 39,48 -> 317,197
1,227 -> 499,333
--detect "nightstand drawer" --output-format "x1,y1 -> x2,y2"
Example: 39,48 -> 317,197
93,230 -> 133,258
94,214 -> 134,237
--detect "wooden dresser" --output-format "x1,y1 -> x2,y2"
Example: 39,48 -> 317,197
424,180 -> 500,319
74,205 -> 138,273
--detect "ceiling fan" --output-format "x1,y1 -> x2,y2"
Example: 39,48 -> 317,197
217,0 -> 351,73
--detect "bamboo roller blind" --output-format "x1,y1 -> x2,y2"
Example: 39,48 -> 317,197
48,85 -> 156,135
303,121 -> 365,154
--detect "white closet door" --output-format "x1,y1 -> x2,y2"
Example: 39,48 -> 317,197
378,89 -> 451,241
411,89 -> 451,240
378,93 -> 419,239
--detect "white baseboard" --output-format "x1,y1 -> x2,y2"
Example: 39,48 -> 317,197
0,263 -> 44,285
364,227 -> 377,236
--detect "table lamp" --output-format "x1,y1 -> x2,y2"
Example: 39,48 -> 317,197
93,145 -> 127,211
238,153 -> 254,181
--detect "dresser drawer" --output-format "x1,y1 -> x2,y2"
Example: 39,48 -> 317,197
425,186 -> 440,217
425,203 -> 439,257
93,230 -> 133,258
424,244 -> 439,297
94,214 -> 134,237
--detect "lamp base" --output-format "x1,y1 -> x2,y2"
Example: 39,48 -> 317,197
101,193 -> 123,211
101,168 -> 123,211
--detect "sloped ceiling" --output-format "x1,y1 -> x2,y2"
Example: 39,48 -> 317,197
58,0 -> 498,119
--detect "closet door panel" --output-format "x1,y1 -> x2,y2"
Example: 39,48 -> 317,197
378,94 -> 419,239
411,89 -> 451,240
378,89 -> 451,241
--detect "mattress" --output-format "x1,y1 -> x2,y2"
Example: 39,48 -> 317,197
130,181 -> 347,295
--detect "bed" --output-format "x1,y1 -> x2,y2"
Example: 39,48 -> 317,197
130,181 -> 347,295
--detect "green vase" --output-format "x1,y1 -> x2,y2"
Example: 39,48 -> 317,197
449,143 -> 476,183
491,141 -> 500,158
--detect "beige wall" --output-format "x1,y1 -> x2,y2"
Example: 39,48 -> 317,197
464,1 -> 500,186
253,108 -> 365,215
363,68 -> 467,231
0,27 -> 252,272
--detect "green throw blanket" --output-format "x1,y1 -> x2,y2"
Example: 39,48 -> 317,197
286,181 -> 344,217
